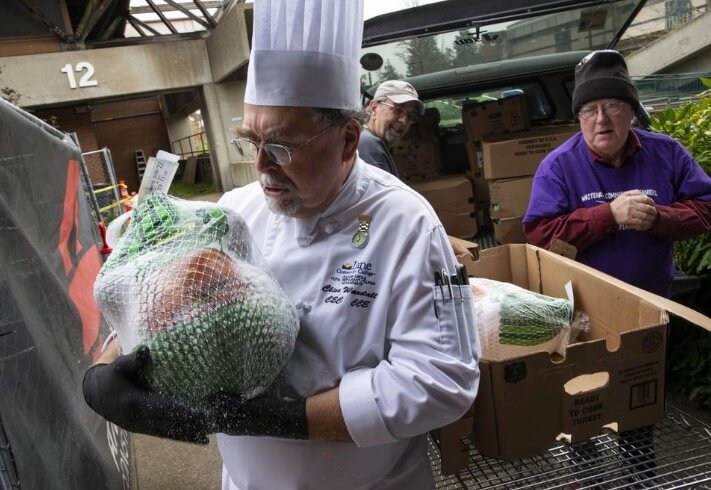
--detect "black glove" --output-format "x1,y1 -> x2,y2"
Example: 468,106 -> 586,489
208,390 -> 308,439
82,345 -> 210,444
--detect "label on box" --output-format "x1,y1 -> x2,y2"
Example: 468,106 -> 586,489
563,388 -> 609,437
482,126 -> 577,180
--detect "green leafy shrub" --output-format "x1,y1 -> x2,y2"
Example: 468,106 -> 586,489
649,78 -> 711,275
649,78 -> 711,409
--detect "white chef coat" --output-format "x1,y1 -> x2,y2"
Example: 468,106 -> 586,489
216,158 -> 480,490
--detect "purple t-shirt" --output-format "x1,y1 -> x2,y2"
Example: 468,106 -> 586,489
524,129 -> 711,296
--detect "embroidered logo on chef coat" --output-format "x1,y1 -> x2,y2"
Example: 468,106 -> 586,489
321,260 -> 378,308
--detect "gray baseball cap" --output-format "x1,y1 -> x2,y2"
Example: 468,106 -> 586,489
373,80 -> 425,115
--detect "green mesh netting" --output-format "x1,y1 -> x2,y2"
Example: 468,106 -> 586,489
94,193 -> 299,408
471,277 -> 589,361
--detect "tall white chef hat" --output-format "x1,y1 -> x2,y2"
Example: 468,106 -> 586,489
244,0 -> 364,111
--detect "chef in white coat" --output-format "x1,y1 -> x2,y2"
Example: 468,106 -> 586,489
81,1 -> 480,488
215,1 -> 480,488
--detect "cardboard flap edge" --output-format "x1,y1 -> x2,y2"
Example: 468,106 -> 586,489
525,244 -> 711,333
635,290 -> 711,333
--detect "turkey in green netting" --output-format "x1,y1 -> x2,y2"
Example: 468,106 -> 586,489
470,277 -> 589,361
94,193 -> 299,408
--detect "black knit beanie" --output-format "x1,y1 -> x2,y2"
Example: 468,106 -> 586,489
571,50 -> 639,114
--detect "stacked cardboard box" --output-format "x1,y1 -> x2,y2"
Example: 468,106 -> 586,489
433,244 -> 711,473
393,108 -> 442,180
392,139 -> 442,180
480,125 -> 578,180
458,93 -> 579,244
488,176 -> 533,244
410,175 -> 477,239
461,95 -> 530,242
462,95 -> 530,143
391,100 -> 576,245
481,125 -> 578,243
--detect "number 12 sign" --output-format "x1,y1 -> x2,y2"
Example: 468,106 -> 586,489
61,62 -> 99,89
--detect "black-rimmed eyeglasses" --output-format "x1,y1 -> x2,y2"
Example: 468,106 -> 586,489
231,125 -> 335,166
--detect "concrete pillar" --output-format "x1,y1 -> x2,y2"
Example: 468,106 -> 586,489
200,80 -> 256,192
162,109 -> 193,157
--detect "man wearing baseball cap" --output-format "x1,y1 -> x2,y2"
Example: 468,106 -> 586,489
524,49 -> 711,297
358,80 -> 425,176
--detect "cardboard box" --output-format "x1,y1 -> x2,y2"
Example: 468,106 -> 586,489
410,175 -> 473,214
445,244 -> 711,463
462,95 -> 530,142
439,210 -> 478,239
489,176 -> 534,220
465,141 -> 483,174
402,107 -> 441,141
493,217 -> 525,244
481,125 -> 578,180
393,138 -> 441,179
450,236 -> 480,262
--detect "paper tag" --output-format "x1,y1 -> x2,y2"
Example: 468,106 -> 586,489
136,151 -> 180,204
564,280 -> 574,323
549,238 -> 577,259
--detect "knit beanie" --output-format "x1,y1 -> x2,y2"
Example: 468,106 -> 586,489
571,50 -> 639,114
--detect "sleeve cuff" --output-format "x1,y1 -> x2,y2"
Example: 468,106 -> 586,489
339,368 -> 398,447
592,203 -> 618,232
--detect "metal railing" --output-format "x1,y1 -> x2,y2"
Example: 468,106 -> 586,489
171,131 -> 209,159
633,72 -> 711,110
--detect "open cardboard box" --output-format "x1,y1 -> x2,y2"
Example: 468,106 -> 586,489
434,244 -> 711,472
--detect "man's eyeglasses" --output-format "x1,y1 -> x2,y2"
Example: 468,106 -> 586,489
231,125 -> 335,166
578,100 -> 627,120
379,100 -> 420,123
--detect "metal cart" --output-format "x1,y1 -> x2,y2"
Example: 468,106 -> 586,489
429,396 -> 711,489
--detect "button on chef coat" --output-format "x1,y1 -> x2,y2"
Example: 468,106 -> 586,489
217,159 -> 480,490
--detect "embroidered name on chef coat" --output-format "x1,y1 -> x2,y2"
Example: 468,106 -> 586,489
321,260 -> 378,308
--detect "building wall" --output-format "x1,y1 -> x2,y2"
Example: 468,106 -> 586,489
91,97 -> 172,193
33,97 -> 171,193
0,3 -> 254,191
0,39 -> 212,109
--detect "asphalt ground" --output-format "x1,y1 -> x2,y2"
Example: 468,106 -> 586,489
132,435 -> 222,489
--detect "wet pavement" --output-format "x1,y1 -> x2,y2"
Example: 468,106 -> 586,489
133,191 -> 224,489
132,435 -> 222,489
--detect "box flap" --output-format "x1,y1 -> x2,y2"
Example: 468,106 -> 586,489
529,244 -> 711,333
631,289 -> 711,333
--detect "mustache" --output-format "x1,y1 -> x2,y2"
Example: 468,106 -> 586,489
260,173 -> 294,190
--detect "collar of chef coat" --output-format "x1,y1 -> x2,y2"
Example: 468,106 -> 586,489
277,158 -> 369,248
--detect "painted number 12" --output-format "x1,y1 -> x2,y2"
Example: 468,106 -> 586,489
61,62 -> 99,89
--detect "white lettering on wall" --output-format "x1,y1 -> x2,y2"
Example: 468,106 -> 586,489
61,62 -> 99,89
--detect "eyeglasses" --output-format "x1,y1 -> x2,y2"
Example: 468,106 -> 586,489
379,100 -> 420,123
578,100 -> 627,120
231,125 -> 335,166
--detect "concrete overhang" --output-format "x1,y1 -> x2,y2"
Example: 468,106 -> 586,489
0,38 -> 212,108
627,11 -> 711,76
206,2 -> 252,83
